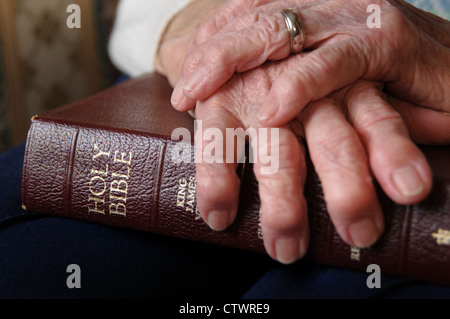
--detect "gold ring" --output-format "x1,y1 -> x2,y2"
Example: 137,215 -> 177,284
280,8 -> 305,54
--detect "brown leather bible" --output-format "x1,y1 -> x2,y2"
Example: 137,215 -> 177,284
21,73 -> 450,286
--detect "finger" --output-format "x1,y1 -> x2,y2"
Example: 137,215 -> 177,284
388,96 -> 450,145
194,0 -> 276,44
258,38 -> 368,126
194,100 -> 243,231
344,82 -> 433,204
171,3 -> 293,111
252,126 -> 309,264
302,99 -> 383,248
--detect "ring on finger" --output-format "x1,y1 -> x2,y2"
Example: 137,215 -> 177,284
280,8 -> 305,55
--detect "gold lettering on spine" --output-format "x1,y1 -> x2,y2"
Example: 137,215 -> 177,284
350,246 -> 361,261
91,165 -> 108,177
257,208 -> 263,239
108,150 -> 132,217
177,178 -> 187,207
89,175 -> 107,196
114,151 -> 132,165
88,196 -> 105,214
93,144 -> 110,160
88,144 -> 110,214
88,144 -> 133,217
112,167 -> 130,180
110,180 -> 128,196
176,176 -> 200,220
110,202 -> 126,217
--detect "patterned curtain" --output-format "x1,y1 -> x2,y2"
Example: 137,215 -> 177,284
0,0 -> 119,153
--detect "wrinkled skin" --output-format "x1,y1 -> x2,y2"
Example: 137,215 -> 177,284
156,0 -> 450,263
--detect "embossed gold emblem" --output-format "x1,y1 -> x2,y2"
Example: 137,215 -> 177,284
431,228 -> 450,245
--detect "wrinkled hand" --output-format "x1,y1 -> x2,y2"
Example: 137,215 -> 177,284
156,0 -> 446,264
193,54 -> 432,264
171,0 -> 450,130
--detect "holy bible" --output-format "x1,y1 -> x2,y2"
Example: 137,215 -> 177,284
21,73 -> 450,286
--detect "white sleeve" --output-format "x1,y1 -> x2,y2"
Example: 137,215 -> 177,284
108,0 -> 191,77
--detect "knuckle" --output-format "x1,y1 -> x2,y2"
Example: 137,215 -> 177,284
326,192 -> 379,233
196,165 -> 220,194
325,182 -> 373,220
196,164 -> 239,202
379,1 -> 418,51
258,13 -> 283,36
426,73 -> 448,107
314,125 -> 362,170
202,42 -> 229,69
261,202 -> 306,233
194,23 -> 215,44
183,49 -> 205,74
237,9 -> 261,27
254,129 -> 305,177
277,135 -> 304,169
355,103 -> 405,134
306,51 -> 338,79
258,172 -> 298,198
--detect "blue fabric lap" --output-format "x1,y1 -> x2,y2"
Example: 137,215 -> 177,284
0,144 -> 272,298
2,143 -> 450,299
242,263 -> 450,299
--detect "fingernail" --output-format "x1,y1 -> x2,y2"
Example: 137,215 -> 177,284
275,236 -> 302,264
258,102 -> 278,123
171,83 -> 184,107
183,70 -> 203,94
349,219 -> 379,248
207,210 -> 229,231
392,164 -> 424,197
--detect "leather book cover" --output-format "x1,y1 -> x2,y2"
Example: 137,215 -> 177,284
21,73 -> 450,286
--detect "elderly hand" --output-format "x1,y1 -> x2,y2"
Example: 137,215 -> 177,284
171,0 -> 450,130
155,0 -> 447,264
190,54 -> 432,263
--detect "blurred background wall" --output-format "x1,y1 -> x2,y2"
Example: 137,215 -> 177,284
0,0 -> 119,153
